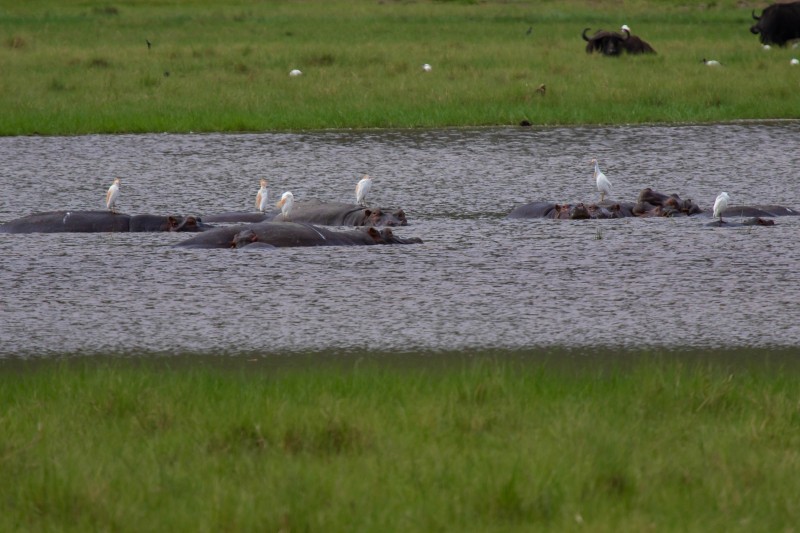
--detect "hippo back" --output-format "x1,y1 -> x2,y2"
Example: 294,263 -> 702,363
0,210 -> 131,233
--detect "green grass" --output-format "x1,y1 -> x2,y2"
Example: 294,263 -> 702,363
1,0 -> 799,135
3,349 -> 800,531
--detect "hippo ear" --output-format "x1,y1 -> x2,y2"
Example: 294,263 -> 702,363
168,216 -> 180,228
364,209 -> 372,217
367,227 -> 381,241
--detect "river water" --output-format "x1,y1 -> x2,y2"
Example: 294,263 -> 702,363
1,123 -> 799,357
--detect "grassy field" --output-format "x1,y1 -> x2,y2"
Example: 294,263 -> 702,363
2,349 -> 800,531
1,0 -> 799,135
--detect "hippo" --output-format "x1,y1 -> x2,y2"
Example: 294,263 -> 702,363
0,210 -> 209,233
202,200 -> 408,227
707,217 -> 776,227
507,201 -> 635,220
633,188 -> 703,217
174,221 -> 422,249
718,205 -> 799,218
200,212 -> 273,224
506,189 -> 792,220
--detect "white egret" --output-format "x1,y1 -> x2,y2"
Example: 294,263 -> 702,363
255,179 -> 269,212
289,69 -> 302,77
105,178 -> 120,212
355,174 -> 373,206
703,58 -> 721,66
713,191 -> 730,222
276,191 -> 294,220
791,58 -> 799,66
422,63 -> 432,72
591,159 -> 612,203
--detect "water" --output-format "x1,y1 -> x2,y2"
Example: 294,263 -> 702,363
1,123 -> 799,357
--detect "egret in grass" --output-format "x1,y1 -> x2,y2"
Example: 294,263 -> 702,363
355,174 -> 373,206
276,191 -> 294,220
591,159 -> 612,203
422,64 -> 432,72
703,58 -> 721,66
255,179 -> 269,212
791,58 -> 799,66
713,191 -> 730,222
289,69 -> 302,77
106,178 -> 120,212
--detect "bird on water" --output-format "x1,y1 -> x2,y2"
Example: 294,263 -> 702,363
276,191 -> 294,220
106,178 -> 120,212
256,179 -> 269,212
713,191 -> 730,222
591,159 -> 612,203
355,174 -> 373,206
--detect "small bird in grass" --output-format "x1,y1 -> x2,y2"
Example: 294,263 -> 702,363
355,174 -> 373,206
289,69 -> 302,77
713,191 -> 730,222
702,58 -> 721,66
591,159 -> 612,203
146,39 -> 152,50
791,58 -> 799,66
535,83 -> 546,96
526,26 -> 533,35
105,178 -> 120,212
255,179 -> 269,212
422,63 -> 432,72
276,191 -> 294,220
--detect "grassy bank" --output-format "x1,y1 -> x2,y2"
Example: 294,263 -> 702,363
1,0 -> 799,135
2,350 -> 800,531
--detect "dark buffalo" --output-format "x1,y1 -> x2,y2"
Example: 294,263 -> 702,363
174,221 -> 422,249
582,28 -> 626,56
0,210 -> 208,233
751,2 -> 800,47
620,26 -> 656,54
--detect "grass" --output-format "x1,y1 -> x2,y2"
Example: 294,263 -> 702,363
2,349 -> 800,531
1,0 -> 799,135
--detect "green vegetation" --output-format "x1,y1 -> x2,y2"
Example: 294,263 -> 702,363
2,350 -> 800,531
1,0 -> 799,135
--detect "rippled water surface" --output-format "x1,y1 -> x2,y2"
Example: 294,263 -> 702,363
2,123 -> 799,357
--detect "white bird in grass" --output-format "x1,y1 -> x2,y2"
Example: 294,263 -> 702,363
702,58 -> 721,66
105,178 -> 120,212
791,58 -> 799,66
591,159 -> 612,203
289,69 -> 302,77
355,174 -> 373,206
255,179 -> 269,212
276,191 -> 294,220
713,191 -> 730,222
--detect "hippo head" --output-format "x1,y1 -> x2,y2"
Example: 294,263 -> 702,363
364,208 -> 408,227
569,203 -> 591,220
365,227 -> 422,245
232,228 -> 259,248
169,215 -> 208,232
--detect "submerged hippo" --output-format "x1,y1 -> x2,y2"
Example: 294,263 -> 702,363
707,217 -> 776,227
0,211 -> 209,233
174,221 -> 422,249
507,201 -> 635,220
202,200 -> 408,227
507,188 -> 793,221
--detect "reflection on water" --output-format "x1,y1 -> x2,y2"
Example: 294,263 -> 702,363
1,123 -> 799,357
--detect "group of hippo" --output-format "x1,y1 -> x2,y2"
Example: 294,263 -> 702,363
1,188 -> 797,248
507,188 -> 798,225
0,200 -> 422,249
